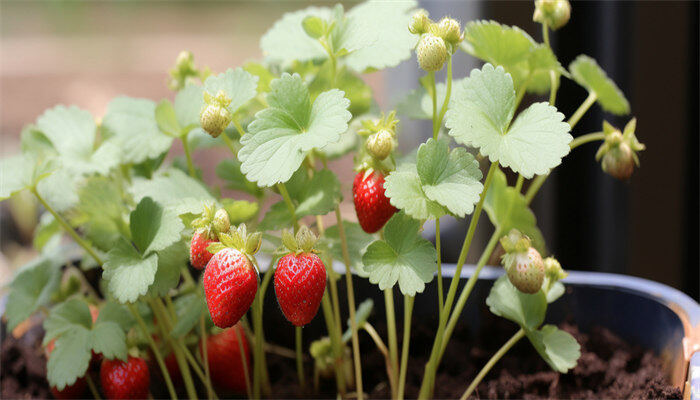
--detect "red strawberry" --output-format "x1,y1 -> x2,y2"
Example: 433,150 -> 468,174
100,356 -> 150,400
190,231 -> 215,270
353,170 -> 397,233
46,341 -> 87,399
201,324 -> 250,393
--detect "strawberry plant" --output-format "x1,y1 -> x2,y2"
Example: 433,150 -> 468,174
0,0 -> 646,399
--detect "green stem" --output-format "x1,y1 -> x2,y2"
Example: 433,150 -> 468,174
567,92 -> 597,130
435,218 -> 444,318
181,134 -> 196,178
295,326 -> 306,392
549,70 -> 559,106
384,288 -> 399,399
321,291 -> 347,395
429,71 -> 437,138
460,329 -> 525,400
85,371 -> 101,400
433,54 -> 453,140
397,296 -> 415,400
334,207 -> 364,400
515,175 -> 524,193
221,133 -> 238,158
277,183 -> 300,231
514,74 -> 532,110
232,118 -> 247,138
128,304 -> 177,400
570,131 -> 605,149
418,161 -> 499,399
32,188 -> 103,265
542,22 -> 550,48
253,263 -> 275,399
233,324 -> 253,399
200,316 -> 214,400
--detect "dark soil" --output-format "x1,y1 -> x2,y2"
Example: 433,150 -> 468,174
1,316 -> 682,399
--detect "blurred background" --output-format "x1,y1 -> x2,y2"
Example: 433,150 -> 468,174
0,1 -> 697,298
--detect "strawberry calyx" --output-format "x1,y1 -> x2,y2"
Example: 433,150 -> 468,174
207,224 -> 262,264
281,225 -> 319,255
191,203 -> 231,240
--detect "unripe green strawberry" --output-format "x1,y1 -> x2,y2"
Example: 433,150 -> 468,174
213,209 -> 230,234
437,17 -> 463,44
416,33 -> 447,72
533,0 -> 571,30
601,142 -> 634,180
200,90 -> 232,138
408,9 -> 431,35
503,247 -> 545,294
543,256 -> 568,282
366,129 -> 394,160
595,119 -> 645,180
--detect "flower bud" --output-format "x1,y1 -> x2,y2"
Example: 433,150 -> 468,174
200,90 -> 232,138
499,229 -> 531,254
213,208 -> 230,234
533,0 -> 571,30
408,9 -> 431,35
366,129 -> 394,160
437,17 -> 463,45
416,34 -> 447,72
596,119 -> 645,180
503,247 -> 545,294
544,256 -> 568,282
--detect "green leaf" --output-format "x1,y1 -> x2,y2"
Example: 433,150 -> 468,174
5,255 -> 62,331
33,213 -> 61,250
102,97 -> 174,164
569,55 -> 630,115
43,298 -> 93,345
175,84 -> 205,129
362,212 -> 437,296
342,298 -> 374,342
131,168 -> 215,216
258,202 -> 291,231
96,302 -> 135,332
384,163 -> 448,220
90,321 -> 127,360
486,275 -> 547,331
155,100 -> 181,137
148,241 -> 187,297
216,159 -> 263,197
221,198 -> 259,225
310,62 -> 373,117
71,176 -> 128,252
203,68 -> 258,114
526,45 -> 564,95
416,139 -> 483,218
322,221 -> 374,277
0,154 -> 56,200
484,169 -> 545,252
20,124 -> 56,158
171,293 -> 207,338
546,281 -> 565,303
239,73 -> 351,186
260,7 -> 331,65
244,62 -> 276,93
445,64 -> 572,178
302,15 -> 326,39
35,167 -> 79,213
103,238 -> 159,303
526,325 -> 581,372
46,327 -> 91,390
130,197 -> 184,255
463,20 -> 536,68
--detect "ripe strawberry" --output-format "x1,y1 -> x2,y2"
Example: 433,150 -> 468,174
190,205 -> 231,270
201,324 -> 250,393
46,341 -> 87,399
274,227 -> 327,326
353,170 -> 397,234
190,231 -> 216,270
100,356 -> 150,400
203,224 -> 262,328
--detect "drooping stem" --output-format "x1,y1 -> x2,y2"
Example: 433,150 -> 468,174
295,326 -> 306,392
460,329 -> 525,400
418,161 -> 499,399
128,304 -> 177,400
384,288 -> 399,398
567,92 -> 597,130
85,374 -> 101,400
277,182 -> 300,231
434,54 -> 453,139
181,134 -> 196,178
234,322 -> 253,399
334,207 -> 364,400
32,188 -> 103,265
397,295 -> 415,400
435,218 -> 444,317
200,316 -> 214,400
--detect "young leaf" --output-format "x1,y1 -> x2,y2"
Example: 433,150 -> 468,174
416,139 -> 483,218
362,212 -> 437,296
47,328 -> 92,390
238,73 -> 351,186
103,238 -> 159,303
569,55 -> 630,115
130,168 -> 215,216
102,97 -> 174,164
341,298 -> 374,342
322,221 -> 374,277
486,275 -> 547,331
129,197 -> 184,255
526,325 -> 581,372
4,255 -> 62,331
216,159 -> 263,197
445,64 -> 572,178
203,68 -> 258,115
0,154 -> 57,200
384,164 -> 448,220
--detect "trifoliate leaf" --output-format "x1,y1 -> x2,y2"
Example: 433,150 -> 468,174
148,241 -> 186,297
322,221 -> 374,277
102,97 -> 174,164
90,321 -> 127,360
569,55 -> 630,115
175,84 -> 205,129
5,255 -> 62,331
103,238 -> 159,303
47,327 -> 91,390
216,159 -> 263,197
384,163 -> 448,220
527,325 -> 581,372
130,197 -> 184,255
362,212 -> 437,296
131,168 -> 215,216
172,293 -> 207,338
416,139 -> 483,218
238,73 -> 351,186
445,64 -> 572,178
43,298 -> 93,345
0,154 -> 57,200
486,275 -> 547,331
484,169 -> 545,252
203,68 -> 258,115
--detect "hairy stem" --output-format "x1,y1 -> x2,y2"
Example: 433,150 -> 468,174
221,133 -> 238,158
181,134 -> 196,178
321,291 -> 347,394
384,288 -> 399,398
434,54 -> 453,139
200,316 -> 214,400
435,218 -> 444,317
233,323 -> 253,399
567,92 -> 597,130
296,326 -> 306,392
429,71 -> 438,139
397,296 -> 415,400
277,183 -> 300,231
85,374 -> 101,400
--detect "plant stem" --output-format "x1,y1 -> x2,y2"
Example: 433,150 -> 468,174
460,329 -> 525,400
418,161 -> 499,399
567,92 -> 597,130
232,118 -> 247,138
85,373 -> 101,400
434,54 -> 453,140
334,207 -> 364,400
549,70 -> 559,106
233,324 -> 253,400
515,175 -> 524,193
253,295 -> 263,400
200,316 -> 214,400
32,188 -> 103,265
181,134 -> 196,178
542,22 -> 550,48
321,291 -> 347,395
128,304 -> 178,400
221,133 -> 238,158
277,182 -> 300,231
435,218 -> 444,318
397,296 -> 414,400
363,323 -> 389,358
384,288 -> 399,399
429,71 -> 437,138
295,326 -> 306,392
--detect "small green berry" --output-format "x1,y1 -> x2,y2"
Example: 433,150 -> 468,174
200,90 -> 232,138
408,9 -> 431,35
213,208 -> 230,234
437,17 -> 463,45
533,0 -> 571,30
366,129 -> 394,160
416,33 -> 447,72
503,247 -> 545,294
595,119 -> 644,180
